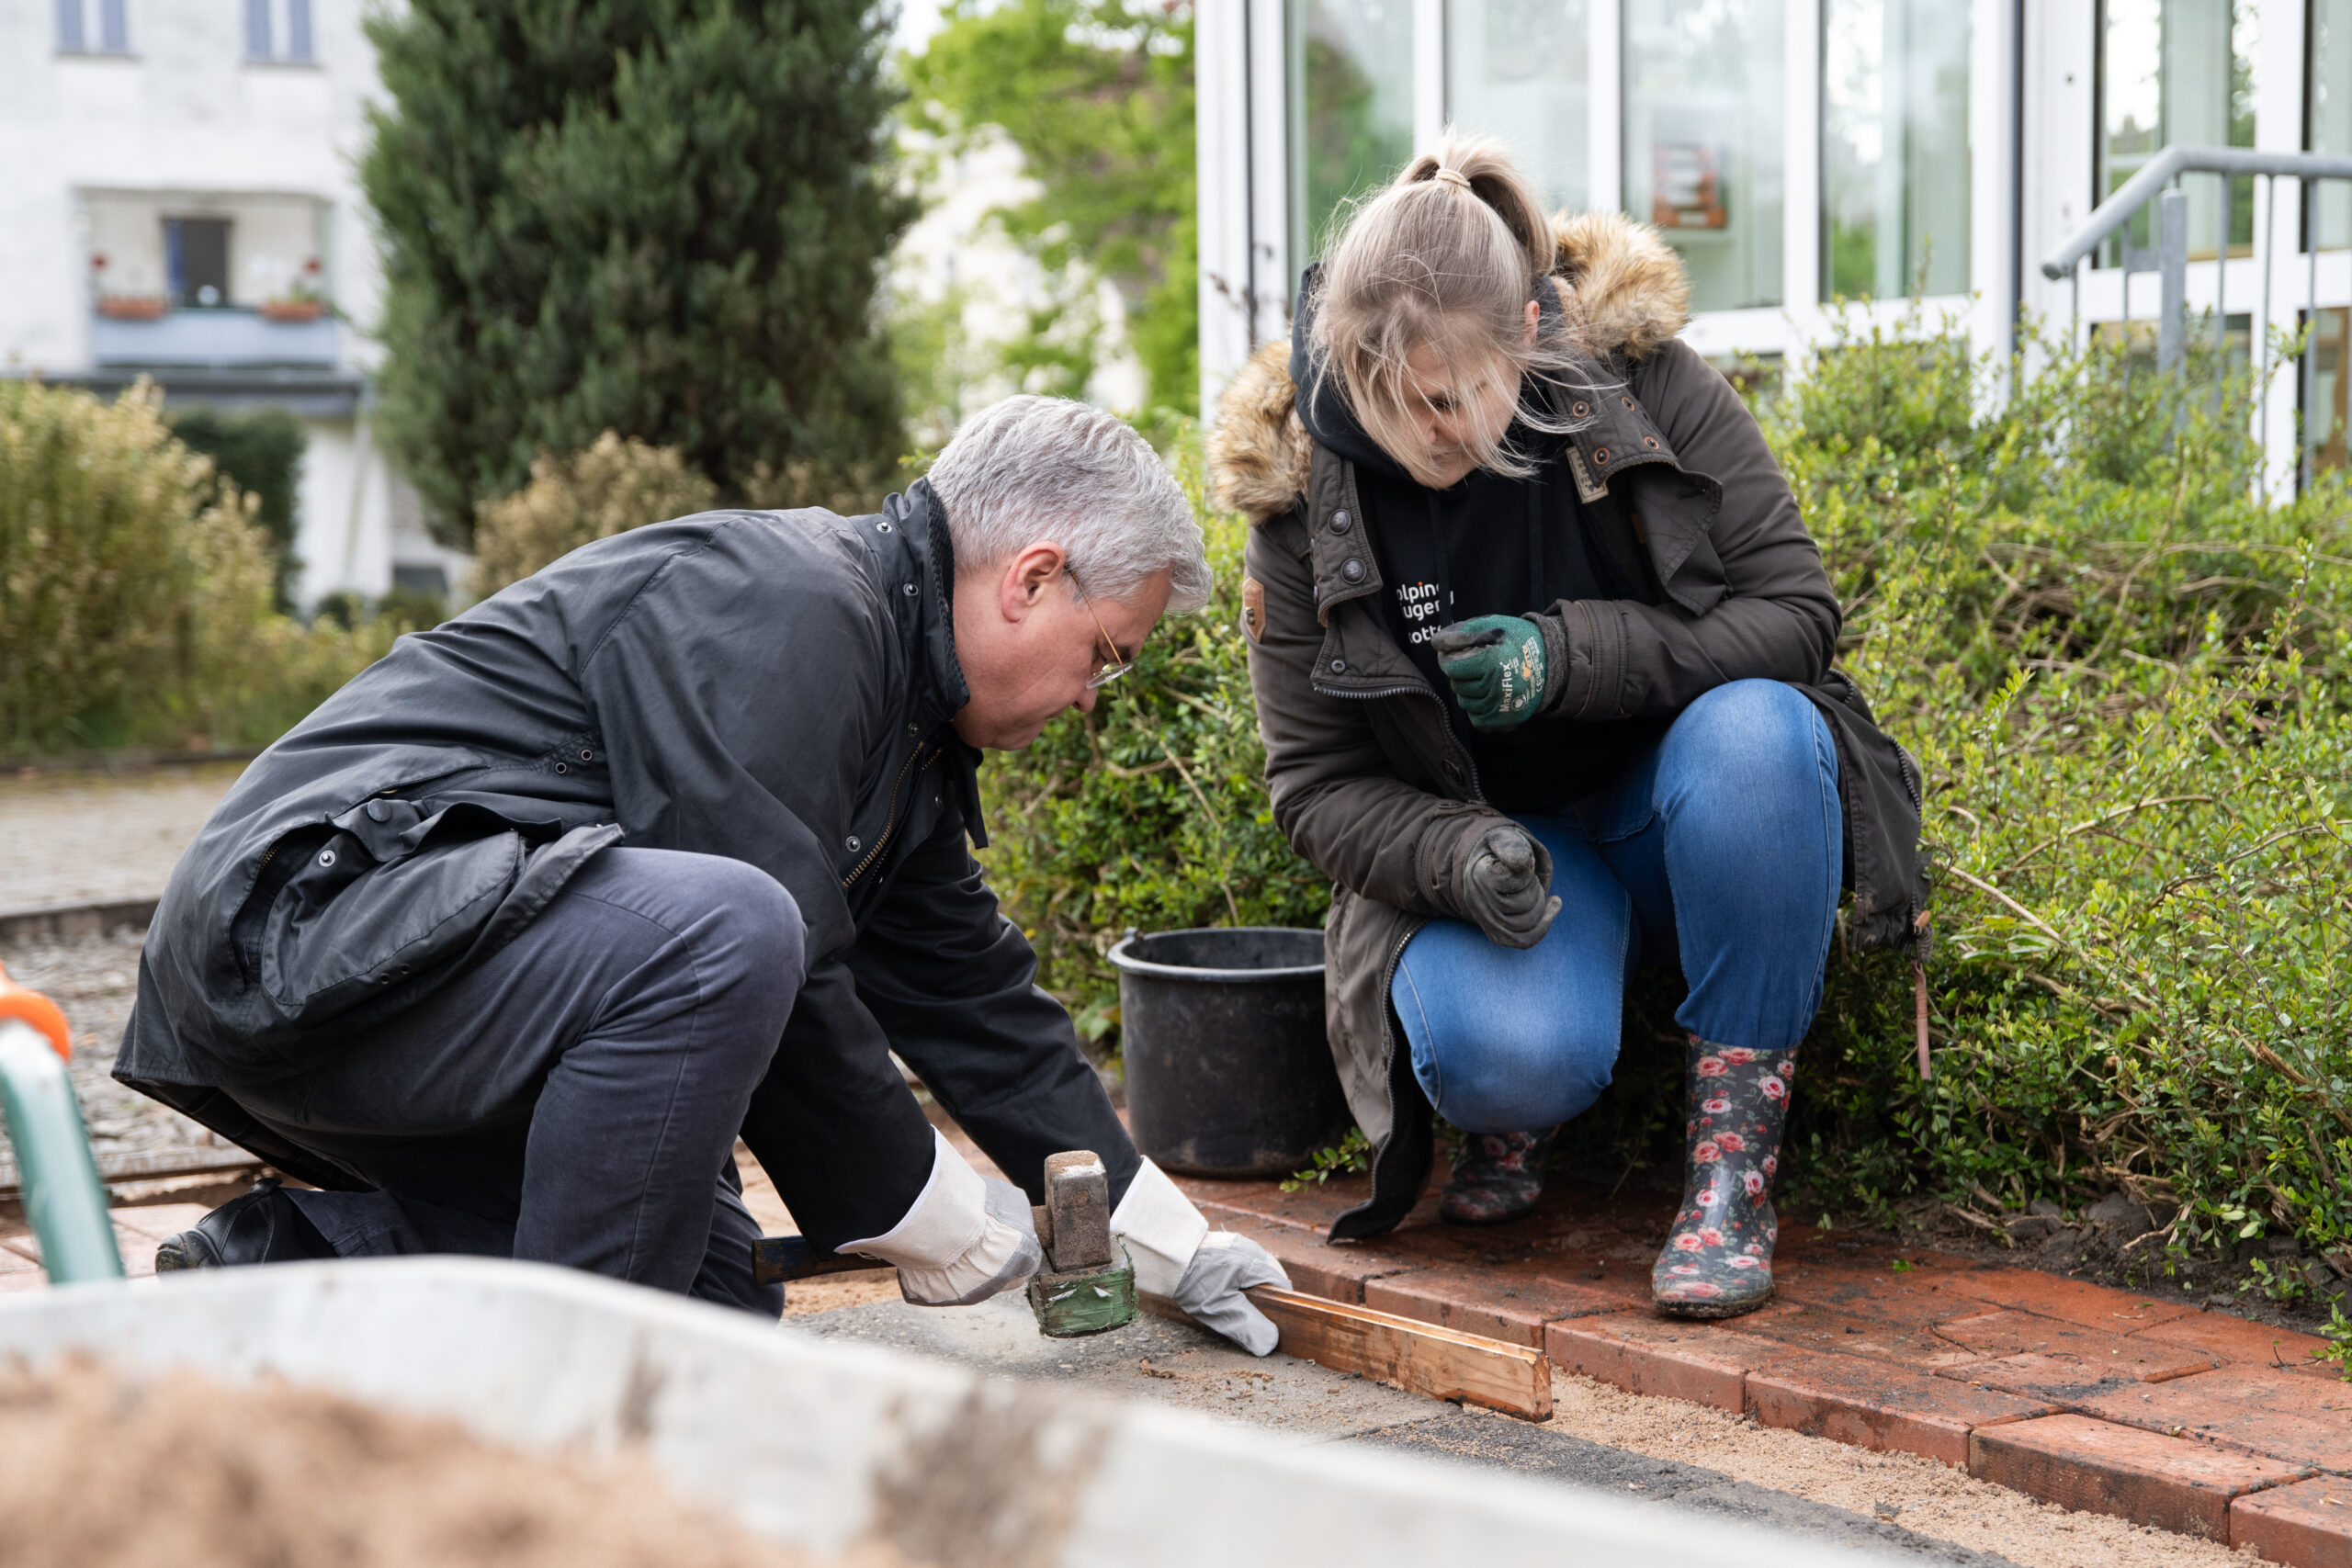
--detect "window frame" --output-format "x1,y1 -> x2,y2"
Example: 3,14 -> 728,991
244,0 -> 317,65
55,0 -> 130,56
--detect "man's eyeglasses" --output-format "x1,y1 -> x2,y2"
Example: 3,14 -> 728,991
1065,563 -> 1136,690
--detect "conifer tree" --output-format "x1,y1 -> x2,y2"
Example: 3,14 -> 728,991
362,0 -> 912,547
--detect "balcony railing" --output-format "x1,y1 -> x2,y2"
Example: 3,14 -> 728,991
91,305 -> 337,370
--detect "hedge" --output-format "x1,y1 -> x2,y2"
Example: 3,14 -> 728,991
0,380 -> 391,757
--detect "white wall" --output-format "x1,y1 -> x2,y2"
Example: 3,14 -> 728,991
0,0 -> 451,605
289,414 -> 469,607
0,0 -> 389,375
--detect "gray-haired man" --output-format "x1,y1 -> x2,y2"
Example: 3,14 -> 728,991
118,397 -> 1291,1352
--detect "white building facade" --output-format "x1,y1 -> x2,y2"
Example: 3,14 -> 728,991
1198,0 -> 2352,488
0,0 -> 462,607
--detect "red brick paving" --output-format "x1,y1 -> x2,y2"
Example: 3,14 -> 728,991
1932,1266 -> 2199,1332
2137,1308 -> 2338,1376
1362,1262 -> 1622,1347
2078,1367 -> 2352,1473
1544,1311 -> 1792,1410
1170,1167 -> 2352,1564
2233,1476 -> 2352,1565
1971,1414 -> 2309,1540
1947,1351 -> 2197,1406
1770,1253 -> 1997,1325
1715,1302 -> 1988,1373
1932,1306 -> 2213,1374
1745,1349 -> 2055,1467
1204,1210 -> 1427,1303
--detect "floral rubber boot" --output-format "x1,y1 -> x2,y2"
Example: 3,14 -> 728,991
1652,1039 -> 1795,1319
1439,1126 -> 1559,1225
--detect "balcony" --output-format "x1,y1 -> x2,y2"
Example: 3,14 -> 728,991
91,304 -> 337,370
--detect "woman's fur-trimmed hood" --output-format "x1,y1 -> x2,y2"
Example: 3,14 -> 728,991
1207,210 -> 1690,523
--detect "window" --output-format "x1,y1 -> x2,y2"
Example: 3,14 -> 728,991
1286,0 -> 1415,273
165,219 -> 232,309
1822,0 -> 1971,299
2097,0 -> 2256,266
55,0 -> 129,53
246,0 -> 314,62
2311,0 -> 2352,249
2303,308 -> 2351,473
1446,0 -> 1590,215
1624,0 -> 1785,311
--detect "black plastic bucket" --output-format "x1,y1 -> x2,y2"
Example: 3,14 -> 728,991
1108,927 -> 1351,1179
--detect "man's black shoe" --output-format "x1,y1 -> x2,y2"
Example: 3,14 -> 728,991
153,1177 -> 335,1271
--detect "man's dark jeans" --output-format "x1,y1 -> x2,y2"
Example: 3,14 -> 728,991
224,847 -> 806,1314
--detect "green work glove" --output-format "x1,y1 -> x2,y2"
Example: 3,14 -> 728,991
1430,615 -> 1548,730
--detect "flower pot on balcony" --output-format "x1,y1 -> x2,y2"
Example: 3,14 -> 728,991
259,298 -> 325,323
95,296 -> 168,321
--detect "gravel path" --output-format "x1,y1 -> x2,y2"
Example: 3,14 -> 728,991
0,763 -> 243,911
0,928 -> 241,1187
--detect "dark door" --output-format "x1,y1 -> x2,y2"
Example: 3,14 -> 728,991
165,218 -> 232,308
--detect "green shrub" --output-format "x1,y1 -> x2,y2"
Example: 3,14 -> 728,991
900,0 -> 1198,419
0,380 -> 390,756
1767,317 -> 2352,1276
986,331 -> 2352,1280
470,431 -> 719,597
167,405 -> 306,611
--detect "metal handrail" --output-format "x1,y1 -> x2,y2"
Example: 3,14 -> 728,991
2038,143 -> 2352,494
2042,145 -> 2352,280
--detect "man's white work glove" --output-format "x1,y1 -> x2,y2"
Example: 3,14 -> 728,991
837,1129 -> 1043,1307
1111,1159 -> 1293,1356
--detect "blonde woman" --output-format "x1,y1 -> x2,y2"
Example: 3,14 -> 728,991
1210,134 -> 1923,1318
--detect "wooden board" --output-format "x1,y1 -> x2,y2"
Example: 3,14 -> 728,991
1142,1287 -> 1553,1421
0,1146 -> 259,1201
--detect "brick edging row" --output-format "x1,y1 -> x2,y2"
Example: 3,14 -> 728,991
1180,1187 -> 2352,1565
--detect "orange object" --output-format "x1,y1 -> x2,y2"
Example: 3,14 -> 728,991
0,963 -> 71,1061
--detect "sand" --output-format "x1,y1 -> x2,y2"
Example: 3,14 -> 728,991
0,1356 -> 891,1568
785,1270 -> 907,1315
1533,1369 -> 2249,1568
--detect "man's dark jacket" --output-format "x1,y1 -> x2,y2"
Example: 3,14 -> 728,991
117,481 -> 1136,1247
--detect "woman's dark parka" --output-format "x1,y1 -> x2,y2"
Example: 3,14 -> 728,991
1212,213 -> 1925,1240
116,483 -> 1136,1249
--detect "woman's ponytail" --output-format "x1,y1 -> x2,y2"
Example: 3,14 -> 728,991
1394,140 -> 1555,286
1307,129 -> 1587,485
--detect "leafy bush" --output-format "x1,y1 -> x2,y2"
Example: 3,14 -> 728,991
471,431 -> 719,596
986,330 -> 2352,1280
899,0 -> 1197,419
167,406 -> 306,610
1765,318 -> 2351,1276
0,381 -> 390,756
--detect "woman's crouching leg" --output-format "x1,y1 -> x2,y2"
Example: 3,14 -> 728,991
1390,820 -> 1632,1222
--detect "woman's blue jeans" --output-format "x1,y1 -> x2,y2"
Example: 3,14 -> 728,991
1393,680 -> 1842,1135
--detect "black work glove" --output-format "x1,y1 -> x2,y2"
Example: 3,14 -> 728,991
1454,824 -> 1561,950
